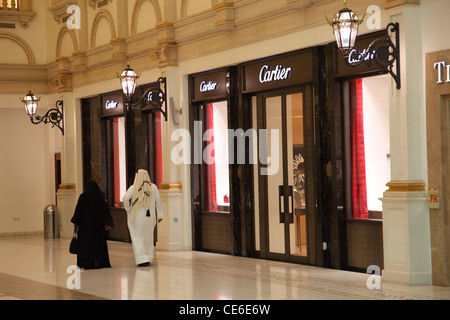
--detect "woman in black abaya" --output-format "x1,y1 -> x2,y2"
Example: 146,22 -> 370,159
71,181 -> 114,269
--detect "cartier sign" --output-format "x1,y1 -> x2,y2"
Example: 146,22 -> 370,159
259,65 -> 293,83
101,91 -> 124,118
105,100 -> 119,110
348,49 -> 376,64
434,61 -> 450,84
192,69 -> 228,102
243,50 -> 313,93
200,81 -> 219,92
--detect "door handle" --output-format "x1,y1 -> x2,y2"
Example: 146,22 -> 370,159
279,186 -> 285,224
279,185 -> 294,224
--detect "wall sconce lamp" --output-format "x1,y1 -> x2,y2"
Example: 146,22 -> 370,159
21,91 -> 64,135
118,63 -> 168,121
327,0 -> 401,89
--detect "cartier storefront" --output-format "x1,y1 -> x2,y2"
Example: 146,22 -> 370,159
186,26 -> 395,272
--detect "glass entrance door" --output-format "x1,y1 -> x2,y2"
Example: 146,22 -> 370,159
254,89 -> 310,262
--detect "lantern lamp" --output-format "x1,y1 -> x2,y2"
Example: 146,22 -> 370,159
326,0 -> 401,89
327,0 -> 365,57
21,91 -> 64,135
118,63 -> 168,121
119,63 -> 139,99
21,91 -> 40,117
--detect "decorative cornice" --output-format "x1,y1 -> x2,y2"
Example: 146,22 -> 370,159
384,0 -> 420,10
0,63 -> 46,83
48,0 -> 77,23
2,0 -> 392,93
0,10 -> 36,28
150,22 -> 178,67
213,1 -> 235,30
58,183 -> 77,190
160,183 -> 182,191
212,3 -> 234,10
386,182 -> 426,192
156,23 -> 174,30
110,38 -> 127,60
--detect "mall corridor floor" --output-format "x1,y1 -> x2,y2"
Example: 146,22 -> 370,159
0,236 -> 450,301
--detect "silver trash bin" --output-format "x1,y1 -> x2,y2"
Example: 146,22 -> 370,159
44,205 -> 58,239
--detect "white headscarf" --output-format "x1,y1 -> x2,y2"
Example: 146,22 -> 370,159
130,169 -> 152,222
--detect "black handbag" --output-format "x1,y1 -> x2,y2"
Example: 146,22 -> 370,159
69,226 -> 78,254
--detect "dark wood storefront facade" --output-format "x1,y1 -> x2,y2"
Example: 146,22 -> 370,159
78,30 -> 387,273
188,30 -> 387,272
80,81 -> 163,243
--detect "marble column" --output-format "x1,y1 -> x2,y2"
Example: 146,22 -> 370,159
155,65 -> 186,252
380,3 -> 432,285
56,92 -> 78,238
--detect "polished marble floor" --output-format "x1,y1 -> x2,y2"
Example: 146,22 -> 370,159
0,236 -> 450,301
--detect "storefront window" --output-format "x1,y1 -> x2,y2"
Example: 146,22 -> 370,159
346,75 -> 390,220
204,101 -> 230,213
112,117 -> 127,208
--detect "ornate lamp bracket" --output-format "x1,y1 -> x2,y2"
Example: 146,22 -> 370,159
29,100 -> 65,135
125,77 -> 168,121
345,23 -> 401,89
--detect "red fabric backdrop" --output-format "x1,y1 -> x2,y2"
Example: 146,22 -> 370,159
206,104 -> 217,212
350,79 -> 369,219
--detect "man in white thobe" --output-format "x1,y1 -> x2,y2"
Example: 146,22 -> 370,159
123,169 -> 164,267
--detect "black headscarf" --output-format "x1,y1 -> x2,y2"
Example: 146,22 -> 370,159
85,180 -> 103,196
71,181 -> 114,228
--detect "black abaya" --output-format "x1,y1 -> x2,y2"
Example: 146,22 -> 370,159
71,181 -> 114,269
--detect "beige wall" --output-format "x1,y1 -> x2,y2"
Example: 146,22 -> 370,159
0,95 -> 61,235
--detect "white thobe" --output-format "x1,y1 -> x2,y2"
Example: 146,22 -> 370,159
123,184 -> 164,265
